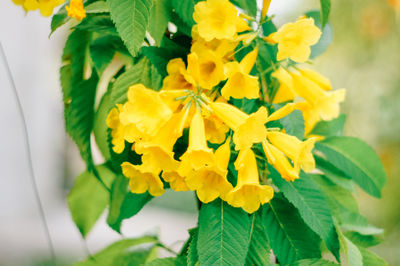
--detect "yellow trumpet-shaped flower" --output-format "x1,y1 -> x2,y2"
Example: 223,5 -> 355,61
66,0 -> 86,21
221,48 -> 260,100
121,162 -> 164,196
162,168 -> 189,192
162,58 -> 195,91
291,73 -> 346,121
119,84 -> 173,137
185,138 -> 233,203
204,114 -> 229,144
262,141 -> 299,181
226,149 -> 274,213
295,101 -> 322,135
271,67 -> 296,104
106,105 -> 126,154
135,110 -> 188,172
12,0 -> 64,16
179,110 -> 215,175
210,102 -> 269,150
193,0 -> 250,41
267,131 -> 316,172
187,51 -> 226,90
268,18 -> 322,62
298,68 -> 332,91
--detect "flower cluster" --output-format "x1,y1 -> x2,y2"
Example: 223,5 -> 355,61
107,0 -> 345,213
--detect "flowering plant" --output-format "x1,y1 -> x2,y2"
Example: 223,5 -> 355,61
13,0 -> 388,264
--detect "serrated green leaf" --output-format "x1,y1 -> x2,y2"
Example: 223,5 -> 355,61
107,0 -> 153,56
270,169 -> 340,261
171,0 -> 199,28
149,0 -> 171,45
340,235 -> 363,266
197,199 -> 251,265
344,231 -> 384,248
314,136 -> 386,198
231,0 -> 257,17
279,109 -> 305,139
50,4 -> 69,36
76,236 -> 158,266
262,193 -> 321,265
310,114 -> 346,138
187,228 -> 199,266
67,164 -> 115,237
85,1 -> 110,13
359,247 -> 387,265
141,46 -> 172,76
74,15 -> 118,35
306,10 -> 333,59
107,174 -> 153,233
320,0 -> 331,28
145,256 -> 187,266
289,258 -> 338,266
246,212 -> 270,266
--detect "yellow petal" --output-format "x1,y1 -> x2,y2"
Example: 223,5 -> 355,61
209,101 -> 248,129
271,67 -> 296,104
240,48 -> 258,74
121,162 -> 164,196
261,0 -> 271,19
298,68 -> 332,91
266,103 -> 295,122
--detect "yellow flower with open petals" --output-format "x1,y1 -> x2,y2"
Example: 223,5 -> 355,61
119,84 -> 173,136
179,110 -> 215,175
295,101 -> 322,135
187,51 -> 225,90
221,48 -> 260,100
13,0 -> 64,16
298,68 -> 332,91
291,73 -> 346,121
162,58 -> 195,91
185,138 -> 233,203
162,169 -> 189,192
262,141 -> 299,181
267,131 -> 316,172
66,0 -> 86,21
210,102 -> 269,150
106,105 -> 126,154
204,114 -> 229,144
193,0 -> 249,41
226,149 -> 274,213
121,162 -> 164,196
268,18 -> 322,62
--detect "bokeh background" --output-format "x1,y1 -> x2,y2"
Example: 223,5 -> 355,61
1,0 -> 399,265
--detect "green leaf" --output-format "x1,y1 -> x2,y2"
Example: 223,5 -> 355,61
90,35 -> 126,74
149,0 -> 171,45
289,258 -> 338,266
74,15 -> 118,35
76,236 -> 158,266
109,58 -> 163,110
50,4 -> 69,36
262,193 -> 321,265
187,228 -> 199,266
171,0 -> 199,27
61,30 -> 98,169
107,175 -> 153,233
197,199 -> 251,265
339,235 -> 363,266
231,0 -> 257,17
85,1 -> 110,13
270,169 -> 340,261
305,10 -> 333,59
279,109 -> 305,140
314,136 -> 386,198
107,0 -> 153,56
141,46 -> 173,76
359,247 -> 387,265
310,114 -> 346,138
344,231 -> 384,248
93,88 -> 112,160
319,0 -> 331,28
67,164 -> 115,237
145,257 -> 187,266
246,212 -> 270,266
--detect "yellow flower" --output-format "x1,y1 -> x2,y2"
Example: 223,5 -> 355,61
66,0 -> 86,21
226,149 -> 274,213
298,68 -> 332,91
106,105 -> 126,154
291,73 -> 346,121
162,58 -> 195,91
204,114 -> 229,144
162,169 -> 189,191
221,48 -> 260,100
135,110 -> 188,172
267,131 -> 316,172
210,102 -> 269,150
187,51 -> 226,90
261,0 -> 272,19
193,0 -> 250,41
185,138 -> 233,203
268,18 -> 322,62
271,67 -> 296,104
121,162 -> 164,196
262,141 -> 299,181
179,109 -> 215,175
13,0 -> 64,16
295,101 -> 321,135
119,84 -> 173,137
